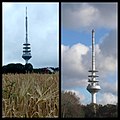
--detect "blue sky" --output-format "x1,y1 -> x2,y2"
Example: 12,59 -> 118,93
2,2 -> 59,68
62,27 -> 111,46
61,2 -> 118,105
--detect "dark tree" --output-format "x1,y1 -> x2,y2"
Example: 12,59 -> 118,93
2,63 -> 33,74
61,91 -> 85,118
15,63 -> 25,73
54,67 -> 59,72
24,63 -> 33,73
2,63 -> 25,74
82,103 -> 118,118
61,91 -> 118,118
82,103 -> 99,118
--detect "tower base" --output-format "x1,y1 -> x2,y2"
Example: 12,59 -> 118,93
92,93 -> 96,104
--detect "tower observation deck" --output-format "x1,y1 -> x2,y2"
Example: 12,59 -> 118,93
22,7 -> 32,64
87,29 -> 101,104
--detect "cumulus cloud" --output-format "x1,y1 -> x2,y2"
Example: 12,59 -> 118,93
100,81 -> 117,95
98,92 -> 118,105
62,43 -> 89,77
62,3 -> 117,30
95,30 -> 117,77
99,30 -> 117,58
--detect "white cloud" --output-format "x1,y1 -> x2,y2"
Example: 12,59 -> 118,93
63,78 -> 88,89
61,43 -> 89,80
95,30 -> 117,76
62,3 -> 117,30
100,81 -> 117,95
98,92 -> 118,105
99,56 -> 116,72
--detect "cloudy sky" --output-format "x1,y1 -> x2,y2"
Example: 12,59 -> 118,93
2,2 -> 59,68
61,2 -> 118,105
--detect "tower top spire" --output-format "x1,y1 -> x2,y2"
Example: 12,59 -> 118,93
25,6 -> 28,44
26,7 -> 27,17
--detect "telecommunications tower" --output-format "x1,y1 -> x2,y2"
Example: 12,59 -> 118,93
22,7 -> 32,64
87,29 -> 101,104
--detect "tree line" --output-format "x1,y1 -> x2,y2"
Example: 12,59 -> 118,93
2,63 -> 59,74
61,91 -> 118,118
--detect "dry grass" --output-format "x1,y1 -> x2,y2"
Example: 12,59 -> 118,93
2,73 -> 59,118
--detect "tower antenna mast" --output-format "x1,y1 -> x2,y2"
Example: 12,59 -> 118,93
26,7 -> 28,44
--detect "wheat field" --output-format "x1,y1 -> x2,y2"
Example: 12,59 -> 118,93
2,73 -> 59,118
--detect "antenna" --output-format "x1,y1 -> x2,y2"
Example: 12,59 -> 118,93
22,7 -> 32,64
26,7 -> 28,44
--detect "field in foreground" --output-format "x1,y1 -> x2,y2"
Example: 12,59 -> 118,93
2,73 -> 59,118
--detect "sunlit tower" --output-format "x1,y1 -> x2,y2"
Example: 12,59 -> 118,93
87,29 -> 101,104
22,7 -> 32,64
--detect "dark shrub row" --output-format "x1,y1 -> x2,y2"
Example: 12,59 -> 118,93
2,63 -> 33,74
2,63 -> 59,74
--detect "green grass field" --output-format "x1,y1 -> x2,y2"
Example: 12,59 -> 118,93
2,73 -> 59,118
